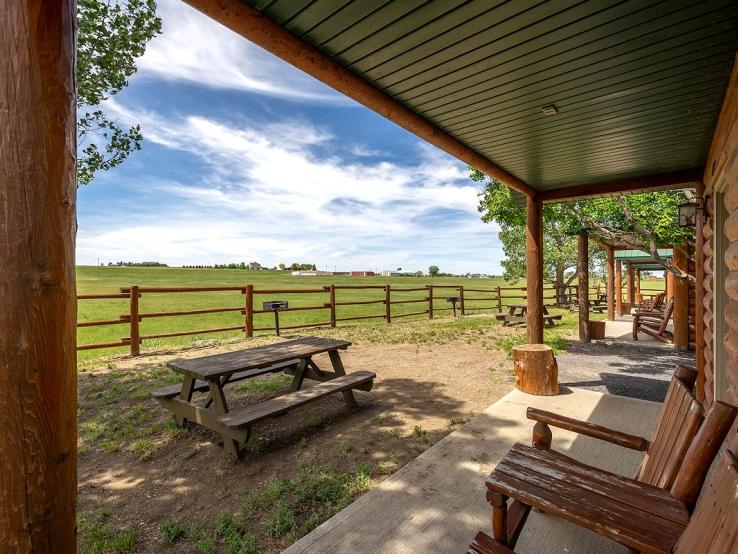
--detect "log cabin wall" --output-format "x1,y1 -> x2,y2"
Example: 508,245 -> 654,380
702,53 -> 738,435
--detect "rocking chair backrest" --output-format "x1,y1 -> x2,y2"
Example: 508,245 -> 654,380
673,449 -> 738,553
636,365 -> 703,489
652,292 -> 665,310
657,298 -> 675,333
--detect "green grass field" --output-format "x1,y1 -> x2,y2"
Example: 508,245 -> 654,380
76,266 -> 664,363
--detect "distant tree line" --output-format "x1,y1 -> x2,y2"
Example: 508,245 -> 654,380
107,261 -> 167,267
181,262 -> 262,270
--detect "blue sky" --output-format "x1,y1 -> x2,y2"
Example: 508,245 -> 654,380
76,0 -> 504,274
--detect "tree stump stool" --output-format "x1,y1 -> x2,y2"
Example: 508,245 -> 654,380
512,344 -> 559,395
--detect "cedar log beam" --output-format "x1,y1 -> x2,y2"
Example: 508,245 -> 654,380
616,260 -> 623,315
694,181 -> 706,402
578,235 -> 590,342
606,247 -> 615,320
526,196 -> 544,344
539,168 -> 703,202
0,2 -> 77,550
673,246 -> 690,350
183,0 -> 535,197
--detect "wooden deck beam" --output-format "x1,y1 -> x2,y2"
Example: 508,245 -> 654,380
0,2 -> 77,549
539,168 -> 703,203
183,0 -> 534,197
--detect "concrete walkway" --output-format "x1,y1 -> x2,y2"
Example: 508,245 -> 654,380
285,388 -> 660,554
556,317 -> 694,402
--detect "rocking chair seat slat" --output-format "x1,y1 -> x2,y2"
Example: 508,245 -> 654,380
486,444 -> 688,553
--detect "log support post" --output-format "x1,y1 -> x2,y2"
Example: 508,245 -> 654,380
673,246 -> 690,350
513,345 -> 559,395
626,262 -> 635,312
578,234 -> 590,342
666,267 -> 674,301
384,285 -> 391,323
616,260 -> 623,315
526,196 -> 544,344
427,285 -> 434,319
1,2 -> 77,549
694,180 -> 706,402
606,246 -> 615,320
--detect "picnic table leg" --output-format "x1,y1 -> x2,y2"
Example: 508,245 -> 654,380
290,358 -> 310,391
176,376 -> 195,427
207,381 -> 241,460
328,350 -> 357,409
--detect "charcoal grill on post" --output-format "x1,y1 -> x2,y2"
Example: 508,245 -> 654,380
446,296 -> 460,317
263,300 -> 288,336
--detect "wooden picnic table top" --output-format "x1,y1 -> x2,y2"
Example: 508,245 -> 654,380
167,336 -> 351,380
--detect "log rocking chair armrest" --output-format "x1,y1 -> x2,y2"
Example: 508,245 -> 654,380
526,407 -> 650,451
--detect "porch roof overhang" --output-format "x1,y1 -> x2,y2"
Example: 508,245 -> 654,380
614,248 -> 674,263
186,0 -> 738,200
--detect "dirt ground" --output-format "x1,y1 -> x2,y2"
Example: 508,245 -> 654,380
77,337 -> 513,552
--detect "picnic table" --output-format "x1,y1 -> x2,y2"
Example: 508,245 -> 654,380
152,336 -> 375,459
495,304 -> 561,327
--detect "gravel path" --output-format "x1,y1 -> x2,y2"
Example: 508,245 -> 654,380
557,340 -> 696,402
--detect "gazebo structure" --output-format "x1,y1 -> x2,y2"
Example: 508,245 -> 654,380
3,1 -> 738,549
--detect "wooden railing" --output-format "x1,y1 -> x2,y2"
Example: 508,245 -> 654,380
76,283 -> 596,356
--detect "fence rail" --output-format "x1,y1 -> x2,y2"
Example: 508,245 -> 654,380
76,282 -> 622,356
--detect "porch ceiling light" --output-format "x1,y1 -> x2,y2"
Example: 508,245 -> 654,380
541,104 -> 559,116
677,201 -> 698,227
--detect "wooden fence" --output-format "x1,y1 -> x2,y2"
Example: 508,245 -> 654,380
75,282 -> 626,356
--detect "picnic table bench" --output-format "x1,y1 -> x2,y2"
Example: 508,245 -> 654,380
497,304 -> 561,327
152,336 -> 375,459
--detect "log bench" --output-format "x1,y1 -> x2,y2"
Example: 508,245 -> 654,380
219,371 -> 375,430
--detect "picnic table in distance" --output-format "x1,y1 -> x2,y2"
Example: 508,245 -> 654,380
495,303 -> 562,327
151,336 -> 376,460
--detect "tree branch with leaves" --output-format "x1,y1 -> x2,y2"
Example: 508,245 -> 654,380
77,0 -> 161,185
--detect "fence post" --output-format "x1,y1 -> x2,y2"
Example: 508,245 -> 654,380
496,286 -> 502,313
385,284 -> 391,323
129,285 -> 140,356
427,284 -> 434,319
329,284 -> 336,327
459,285 -> 465,315
245,284 -> 254,337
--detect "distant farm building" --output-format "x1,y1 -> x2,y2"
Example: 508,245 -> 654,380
248,261 -> 262,270
351,271 -> 375,276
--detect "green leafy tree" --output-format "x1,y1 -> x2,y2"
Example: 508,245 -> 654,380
278,263 -> 286,270
428,265 -> 440,277
472,168 -> 694,283
474,171 -> 587,291
77,0 -> 162,185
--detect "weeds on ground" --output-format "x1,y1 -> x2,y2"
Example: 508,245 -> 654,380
78,512 -> 138,554
160,521 -> 185,543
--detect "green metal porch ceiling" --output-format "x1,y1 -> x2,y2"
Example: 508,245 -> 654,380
614,248 -> 673,261
244,0 -> 738,192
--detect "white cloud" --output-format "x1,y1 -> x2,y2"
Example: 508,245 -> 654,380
136,0 -> 347,103
78,101 -> 502,274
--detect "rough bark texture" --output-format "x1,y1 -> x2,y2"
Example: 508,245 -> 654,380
525,197 -> 544,344
0,2 -> 77,550
702,53 -> 738,412
578,235 -> 590,342
513,345 -> 559,396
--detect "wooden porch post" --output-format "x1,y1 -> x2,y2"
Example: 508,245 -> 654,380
673,246 -> 690,350
694,180 -> 706,402
626,263 -> 635,311
635,269 -> 642,304
0,2 -> 77,550
616,260 -> 623,315
606,247 -> 615,320
526,196 -> 544,344
666,268 -> 674,301
578,234 -> 590,342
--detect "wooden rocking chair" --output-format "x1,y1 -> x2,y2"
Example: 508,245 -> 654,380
479,389 -> 737,552
469,445 -> 738,553
638,291 -> 665,312
633,297 -> 674,342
